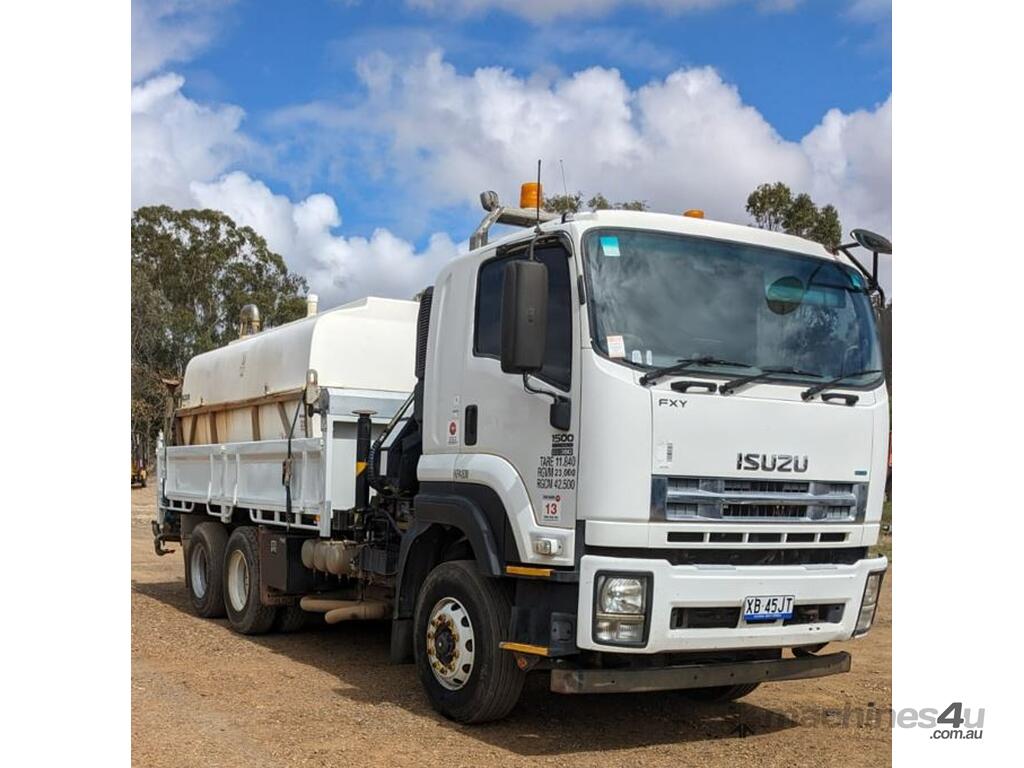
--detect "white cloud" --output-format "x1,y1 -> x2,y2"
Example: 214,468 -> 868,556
190,172 -> 459,301
132,73 -> 458,306
131,0 -> 235,81
802,97 -> 892,239
325,51 -> 891,239
132,73 -> 252,208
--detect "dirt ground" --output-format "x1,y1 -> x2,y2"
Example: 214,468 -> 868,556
131,486 -> 891,767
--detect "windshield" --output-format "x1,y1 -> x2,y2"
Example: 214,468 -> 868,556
582,228 -> 883,385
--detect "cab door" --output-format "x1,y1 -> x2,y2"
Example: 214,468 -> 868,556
458,239 -> 581,534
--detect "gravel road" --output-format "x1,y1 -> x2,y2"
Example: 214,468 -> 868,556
131,486 -> 891,767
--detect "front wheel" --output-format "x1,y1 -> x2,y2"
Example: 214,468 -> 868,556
413,560 -> 525,723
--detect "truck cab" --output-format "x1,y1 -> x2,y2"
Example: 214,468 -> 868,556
403,205 -> 887,704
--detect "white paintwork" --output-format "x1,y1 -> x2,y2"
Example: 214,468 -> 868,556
576,553 -> 888,653
454,453 -> 575,566
181,296 -> 418,413
585,520 -> 870,548
162,436 -> 326,523
160,387 -> 408,536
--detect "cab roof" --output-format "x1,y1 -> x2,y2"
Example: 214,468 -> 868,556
474,208 -> 845,265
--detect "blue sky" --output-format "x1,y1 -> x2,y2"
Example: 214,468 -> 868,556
185,1 -> 889,142
132,0 -> 892,305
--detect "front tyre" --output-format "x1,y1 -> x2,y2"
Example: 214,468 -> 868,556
223,527 -> 277,635
413,560 -> 525,723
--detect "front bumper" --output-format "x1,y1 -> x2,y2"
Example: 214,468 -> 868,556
577,554 -> 888,653
551,650 -> 851,694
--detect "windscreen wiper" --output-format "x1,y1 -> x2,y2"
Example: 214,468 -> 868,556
719,366 -> 822,395
801,369 -> 882,401
638,356 -> 753,386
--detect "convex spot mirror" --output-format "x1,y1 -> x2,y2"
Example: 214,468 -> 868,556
766,276 -> 805,315
500,259 -> 549,374
851,229 -> 892,255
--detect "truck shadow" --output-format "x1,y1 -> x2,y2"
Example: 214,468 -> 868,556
133,579 -> 799,755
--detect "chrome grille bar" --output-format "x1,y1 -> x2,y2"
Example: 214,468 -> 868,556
651,475 -> 867,523
665,489 -> 858,507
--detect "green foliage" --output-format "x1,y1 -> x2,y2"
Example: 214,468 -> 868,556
543,191 -> 583,214
131,206 -> 309,446
543,192 -> 650,214
616,200 -> 650,211
745,182 -> 792,232
746,182 -> 842,249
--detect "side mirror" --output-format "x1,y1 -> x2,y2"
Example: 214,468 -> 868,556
500,259 -> 549,374
851,229 -> 892,255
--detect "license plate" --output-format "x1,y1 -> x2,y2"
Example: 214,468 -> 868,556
743,594 -> 794,621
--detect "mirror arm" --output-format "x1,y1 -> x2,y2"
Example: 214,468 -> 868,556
837,246 -> 887,308
521,373 -> 572,431
522,372 -> 563,403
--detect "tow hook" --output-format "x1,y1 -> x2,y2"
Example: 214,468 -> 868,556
151,520 -> 177,557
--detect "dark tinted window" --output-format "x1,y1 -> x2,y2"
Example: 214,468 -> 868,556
474,245 -> 572,390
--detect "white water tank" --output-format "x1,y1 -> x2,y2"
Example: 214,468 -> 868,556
178,296 -> 419,444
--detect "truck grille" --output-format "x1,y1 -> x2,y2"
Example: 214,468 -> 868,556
651,476 -> 866,523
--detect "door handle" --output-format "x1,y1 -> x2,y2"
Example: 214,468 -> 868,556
465,404 -> 478,446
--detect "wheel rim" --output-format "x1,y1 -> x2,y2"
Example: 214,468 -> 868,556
190,543 -> 208,599
226,548 -> 249,613
426,597 -> 476,691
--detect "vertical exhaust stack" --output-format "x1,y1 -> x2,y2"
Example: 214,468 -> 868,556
306,293 -> 319,317
238,304 -> 261,338
353,410 -> 376,509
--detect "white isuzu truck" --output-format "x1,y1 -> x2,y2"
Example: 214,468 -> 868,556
153,186 -> 890,723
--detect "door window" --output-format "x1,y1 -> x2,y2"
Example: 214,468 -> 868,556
474,245 -> 572,390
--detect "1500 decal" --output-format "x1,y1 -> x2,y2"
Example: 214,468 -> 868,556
538,434 -> 577,491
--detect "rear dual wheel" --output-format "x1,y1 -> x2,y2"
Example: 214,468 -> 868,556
185,522 -> 227,618
223,527 -> 278,635
184,522 -> 293,636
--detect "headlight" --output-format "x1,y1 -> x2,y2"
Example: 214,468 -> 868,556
599,576 -> 646,614
594,573 -> 650,646
854,570 -> 886,635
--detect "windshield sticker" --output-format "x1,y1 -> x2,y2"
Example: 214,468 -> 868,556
599,235 -> 621,257
630,349 -> 642,365
607,334 -> 626,358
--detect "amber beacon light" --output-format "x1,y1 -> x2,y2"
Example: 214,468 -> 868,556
520,182 -> 542,209
683,209 -> 705,218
